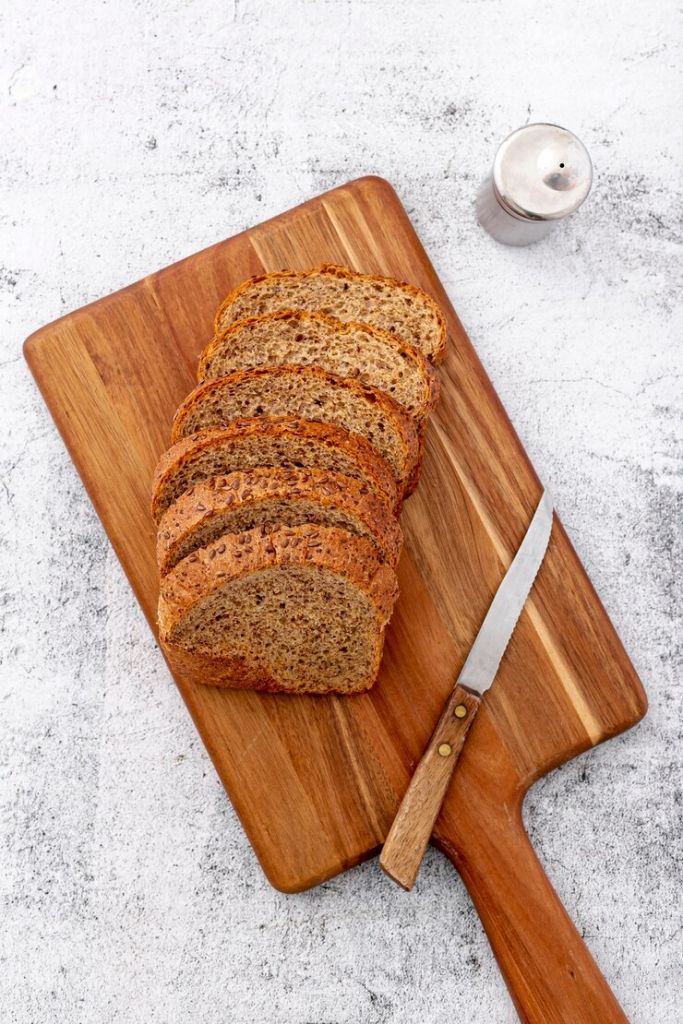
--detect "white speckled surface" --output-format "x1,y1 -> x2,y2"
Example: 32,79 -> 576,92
1,1 -> 681,1021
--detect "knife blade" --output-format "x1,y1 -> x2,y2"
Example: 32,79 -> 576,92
380,489 -> 554,890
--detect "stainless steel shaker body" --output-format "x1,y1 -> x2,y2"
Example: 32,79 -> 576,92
477,123 -> 593,246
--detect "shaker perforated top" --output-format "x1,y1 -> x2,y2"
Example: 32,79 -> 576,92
492,123 -> 593,222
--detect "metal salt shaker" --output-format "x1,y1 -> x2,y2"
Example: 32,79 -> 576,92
476,123 -> 593,246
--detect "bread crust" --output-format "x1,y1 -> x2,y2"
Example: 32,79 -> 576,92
170,365 -> 420,494
213,263 -> 447,363
158,523 -> 399,694
156,466 -> 403,575
198,309 -> 440,419
151,417 -> 399,522
151,262 -> 445,695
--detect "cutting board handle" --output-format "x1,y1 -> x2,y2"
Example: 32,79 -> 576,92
435,797 -> 629,1024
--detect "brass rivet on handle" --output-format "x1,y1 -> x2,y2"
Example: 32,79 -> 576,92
438,743 -> 452,757
454,704 -> 468,719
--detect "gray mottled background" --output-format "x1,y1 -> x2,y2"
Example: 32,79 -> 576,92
1,1 -> 681,1021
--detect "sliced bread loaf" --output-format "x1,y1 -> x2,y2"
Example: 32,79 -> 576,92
170,366 -> 419,495
151,417 -> 398,522
198,311 -> 439,421
214,264 -> 447,363
158,523 -> 399,694
157,467 -> 403,575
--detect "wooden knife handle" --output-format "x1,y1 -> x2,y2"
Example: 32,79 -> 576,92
435,799 -> 629,1023
380,684 -> 481,890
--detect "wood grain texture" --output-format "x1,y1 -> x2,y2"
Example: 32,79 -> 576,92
24,177 -> 647,1022
380,683 -> 481,891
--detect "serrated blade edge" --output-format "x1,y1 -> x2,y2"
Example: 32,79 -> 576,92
458,490 -> 554,696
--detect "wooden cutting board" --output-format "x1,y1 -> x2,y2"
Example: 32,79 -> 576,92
25,176 -> 646,1023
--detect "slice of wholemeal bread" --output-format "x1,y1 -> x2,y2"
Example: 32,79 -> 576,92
158,523 -> 399,694
170,366 -> 419,495
151,418 -> 398,523
198,311 -> 440,421
157,467 -> 403,575
214,264 -> 447,363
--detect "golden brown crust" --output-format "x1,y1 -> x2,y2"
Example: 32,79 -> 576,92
151,262 -> 447,694
198,309 -> 440,418
156,466 -> 403,575
158,523 -> 399,694
150,417 -> 399,522
213,263 -> 448,363
169,365 -> 420,494
160,523 -> 398,626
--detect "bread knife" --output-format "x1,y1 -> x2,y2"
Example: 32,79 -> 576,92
380,490 -> 554,890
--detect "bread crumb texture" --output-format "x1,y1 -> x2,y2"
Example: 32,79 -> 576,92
159,523 -> 399,694
214,264 -> 447,363
170,365 -> 419,493
199,310 -> 440,419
